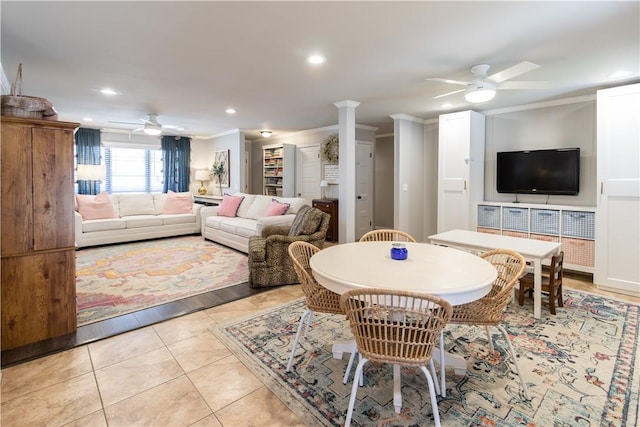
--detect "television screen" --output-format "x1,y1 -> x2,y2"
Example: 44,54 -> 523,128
496,148 -> 580,195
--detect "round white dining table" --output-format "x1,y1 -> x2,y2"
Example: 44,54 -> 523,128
310,241 -> 497,305
309,241 -> 498,407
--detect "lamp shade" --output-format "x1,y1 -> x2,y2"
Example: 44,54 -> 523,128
195,170 -> 210,181
77,164 -> 106,181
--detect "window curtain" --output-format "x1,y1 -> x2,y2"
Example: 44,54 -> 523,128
75,127 -> 102,195
162,136 -> 191,192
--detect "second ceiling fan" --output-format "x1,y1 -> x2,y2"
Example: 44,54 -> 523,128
109,113 -> 183,136
427,61 -> 550,103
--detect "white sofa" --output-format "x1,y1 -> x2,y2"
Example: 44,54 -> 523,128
201,193 -> 310,253
75,193 -> 203,248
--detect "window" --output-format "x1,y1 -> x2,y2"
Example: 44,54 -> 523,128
104,146 -> 164,193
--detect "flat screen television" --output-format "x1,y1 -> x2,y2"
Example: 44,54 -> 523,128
496,148 -> 580,195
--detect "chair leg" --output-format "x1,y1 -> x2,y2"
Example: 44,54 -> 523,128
485,326 -> 494,353
496,325 -> 530,400
303,310 -> 314,338
429,359 -> 441,396
393,364 -> 402,414
343,349 -> 357,384
548,283 -> 556,315
345,357 -> 368,427
419,366 -> 442,427
440,330 -> 446,397
518,280 -> 526,306
286,309 -> 312,372
557,284 -> 564,308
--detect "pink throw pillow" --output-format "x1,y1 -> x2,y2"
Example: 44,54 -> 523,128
76,192 -> 116,220
218,195 -> 245,217
163,190 -> 193,214
264,199 -> 290,216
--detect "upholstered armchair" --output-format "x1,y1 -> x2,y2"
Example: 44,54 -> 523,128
248,206 -> 331,288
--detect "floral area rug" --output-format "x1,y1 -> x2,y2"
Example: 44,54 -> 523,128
213,290 -> 639,426
76,236 -> 248,326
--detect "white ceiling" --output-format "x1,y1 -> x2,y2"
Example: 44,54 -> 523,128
1,1 -> 638,140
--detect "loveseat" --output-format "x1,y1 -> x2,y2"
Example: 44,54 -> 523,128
201,193 -> 310,253
75,191 -> 203,248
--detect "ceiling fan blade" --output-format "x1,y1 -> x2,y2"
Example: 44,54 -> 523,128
108,120 -> 144,126
162,124 -> 183,130
426,77 -> 469,86
488,61 -> 540,83
499,80 -> 553,90
433,88 -> 465,99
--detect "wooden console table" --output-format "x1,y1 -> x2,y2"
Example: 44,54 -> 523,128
312,199 -> 338,242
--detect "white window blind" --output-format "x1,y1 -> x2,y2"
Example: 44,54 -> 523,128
104,146 -> 163,193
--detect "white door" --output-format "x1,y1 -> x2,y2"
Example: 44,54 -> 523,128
296,145 -> 321,199
355,141 -> 374,240
595,84 -> 640,295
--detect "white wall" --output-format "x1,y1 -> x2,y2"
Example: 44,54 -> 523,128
484,98 -> 596,206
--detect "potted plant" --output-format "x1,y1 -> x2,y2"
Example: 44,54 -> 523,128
210,162 -> 226,196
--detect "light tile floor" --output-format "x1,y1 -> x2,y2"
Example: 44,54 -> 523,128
1,279 -> 637,426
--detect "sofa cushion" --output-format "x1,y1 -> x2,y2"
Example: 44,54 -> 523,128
289,206 -> 324,236
118,194 -> 156,217
123,215 -> 164,228
235,193 -> 257,218
220,217 -> 259,239
76,192 -> 117,220
82,218 -> 126,232
219,194 -> 245,217
245,195 -> 273,219
162,191 -> 193,214
160,214 -> 197,225
264,199 -> 290,216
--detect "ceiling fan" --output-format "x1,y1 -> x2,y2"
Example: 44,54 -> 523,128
427,61 -> 550,104
108,113 -> 183,136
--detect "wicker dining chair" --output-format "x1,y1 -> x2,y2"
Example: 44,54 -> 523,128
286,241 -> 357,382
518,251 -> 564,315
447,249 -> 530,399
340,288 -> 452,427
359,229 -> 417,242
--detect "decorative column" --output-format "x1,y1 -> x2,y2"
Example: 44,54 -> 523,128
334,100 -> 360,243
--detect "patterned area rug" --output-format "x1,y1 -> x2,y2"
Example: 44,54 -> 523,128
213,290 -> 639,426
76,236 -> 248,326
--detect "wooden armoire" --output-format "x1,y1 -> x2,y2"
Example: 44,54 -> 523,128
1,116 -> 79,350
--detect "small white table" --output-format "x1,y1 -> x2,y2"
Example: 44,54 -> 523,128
428,229 -> 562,319
310,241 -> 497,408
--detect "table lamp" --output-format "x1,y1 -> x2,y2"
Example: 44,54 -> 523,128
320,180 -> 328,199
195,170 -> 210,195
76,164 -> 106,195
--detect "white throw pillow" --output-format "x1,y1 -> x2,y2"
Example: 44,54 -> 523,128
245,195 -> 272,219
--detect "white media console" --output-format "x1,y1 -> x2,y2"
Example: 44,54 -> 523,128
476,202 -> 595,274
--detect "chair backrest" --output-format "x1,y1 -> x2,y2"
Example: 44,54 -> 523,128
288,241 -> 342,314
548,251 -> 564,286
340,288 -> 452,367
479,249 -> 526,307
359,229 -> 416,243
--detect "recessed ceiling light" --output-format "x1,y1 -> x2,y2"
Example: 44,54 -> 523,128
225,108 -> 236,114
441,103 -> 453,108
83,117 -> 93,122
608,70 -> 632,80
100,88 -> 118,95
308,55 -> 325,65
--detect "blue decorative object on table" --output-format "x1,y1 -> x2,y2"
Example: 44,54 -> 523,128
390,243 -> 408,260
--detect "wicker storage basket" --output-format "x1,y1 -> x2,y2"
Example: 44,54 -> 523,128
1,64 -> 57,119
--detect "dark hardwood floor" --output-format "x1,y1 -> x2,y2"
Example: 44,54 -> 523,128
1,282 -> 268,368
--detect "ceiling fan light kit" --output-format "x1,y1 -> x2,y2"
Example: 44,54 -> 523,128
143,123 -> 162,135
465,81 -> 497,103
